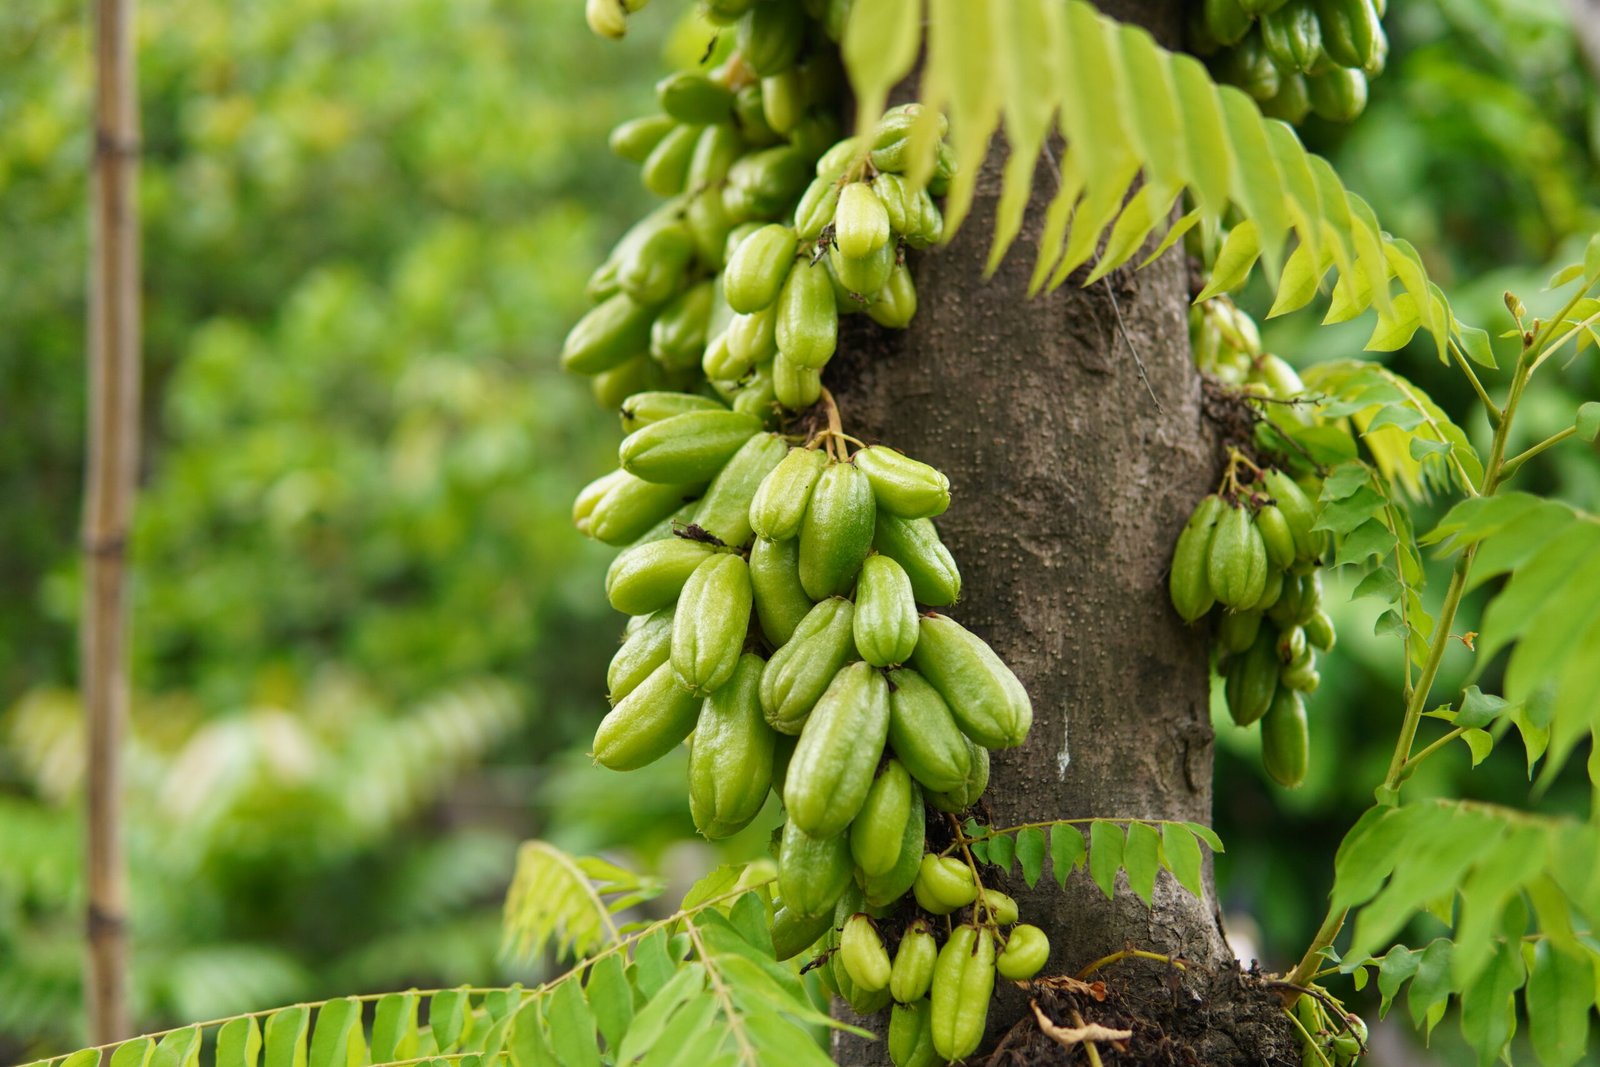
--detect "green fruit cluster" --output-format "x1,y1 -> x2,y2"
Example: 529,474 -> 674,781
1292,988 -> 1369,1066
1188,0 -> 1387,123
814,880 -> 1049,1066
1171,471 -> 1330,788
571,5 -> 1048,1055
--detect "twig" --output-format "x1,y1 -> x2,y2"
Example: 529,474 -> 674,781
1076,949 -> 1186,980
84,0 -> 142,1042
1102,277 -> 1162,411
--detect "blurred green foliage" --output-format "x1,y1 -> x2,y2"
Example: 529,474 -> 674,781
0,0 -> 689,1056
1224,0 -> 1600,984
3,0 -> 1597,1062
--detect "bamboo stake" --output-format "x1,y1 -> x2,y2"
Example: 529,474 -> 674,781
84,0 -> 141,1042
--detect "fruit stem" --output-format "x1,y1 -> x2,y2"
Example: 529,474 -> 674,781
945,813 -> 999,929
1074,948 -> 1185,980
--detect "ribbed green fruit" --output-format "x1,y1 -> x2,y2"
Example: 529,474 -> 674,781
996,924 -> 1050,980
866,263 -> 918,328
827,241 -> 895,299
853,554 -> 919,667
609,114 -> 675,162
873,514 -> 960,606
840,914 -> 893,992
859,781 -> 925,908
1224,626 -> 1280,727
885,667 -> 974,793
798,461 -> 876,599
737,0 -> 804,75
772,352 -> 822,410
853,446 -> 951,519
561,293 -> 655,376
607,608 -> 674,703
909,615 -> 1032,749
784,662 -> 890,838
748,537 -> 813,647
849,760 -> 914,877
760,597 -> 856,733
592,661 -> 701,770
926,743 -> 988,813
619,391 -> 725,434
619,220 -> 694,306
776,818 -> 852,919
656,71 -> 735,125
641,122 -> 700,197
1261,687 -> 1309,787
605,537 -> 715,615
769,901 -> 833,962
1207,503 -> 1269,610
688,654 -> 776,838
672,553 -> 753,696
724,223 -> 797,313
1262,469 -> 1320,561
749,446 -> 828,541
834,181 -> 891,259
692,432 -> 788,547
887,999 -> 940,1067
890,921 -> 937,1004
619,410 -> 762,483
930,924 -> 995,1061
775,258 -> 839,369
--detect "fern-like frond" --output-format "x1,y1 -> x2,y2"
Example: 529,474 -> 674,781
841,0 -> 1490,362
501,841 -> 663,964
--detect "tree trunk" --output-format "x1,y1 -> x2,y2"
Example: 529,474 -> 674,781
828,2 -> 1296,1062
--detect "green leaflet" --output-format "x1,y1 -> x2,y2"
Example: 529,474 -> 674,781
835,0 -> 1461,345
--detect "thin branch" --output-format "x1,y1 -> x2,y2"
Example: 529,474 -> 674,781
1101,277 -> 1162,411
84,0 -> 142,1042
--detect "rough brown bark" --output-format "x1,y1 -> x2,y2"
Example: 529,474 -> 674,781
827,2 -> 1296,1062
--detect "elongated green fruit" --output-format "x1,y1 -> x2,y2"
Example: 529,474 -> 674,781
799,461 -> 876,599
1255,504 -> 1297,570
724,223 -> 798,314
1218,609 -> 1263,655
619,220 -> 694,306
853,554 -> 919,667
853,446 -> 951,519
849,760 -> 914,876
656,71 -> 734,125
672,553 -> 753,696
770,901 -> 834,962
573,468 -> 629,534
1170,494 -> 1223,622
776,819 -> 852,919
927,742 -> 988,813
888,1000 -> 940,1067
772,352 -> 822,409
1207,503 -> 1269,610
686,186 -> 732,269
607,608 -> 674,703
562,293 -> 655,375
749,446 -> 828,541
619,410 -> 762,483
996,924 -> 1050,980
592,661 -> 701,770
760,597 -> 856,733
775,258 -> 839,369
749,537 -> 812,646
737,0 -> 804,74
784,662 -> 890,838
909,615 -> 1032,749
827,241 -> 895,299
693,432 -> 787,547
860,781 -> 925,908
724,145 -> 812,223
609,114 -> 675,162
930,925 -> 995,1061
688,654 -> 776,838
867,263 -> 918,328
841,914 -> 893,992
1307,66 -> 1369,123
834,181 -> 891,259
1261,0 -> 1322,73
1262,469 -> 1319,561
620,391 -> 726,435
1305,609 -> 1336,651
912,854 -> 978,913
1224,626 -> 1280,727
649,281 -> 714,371
732,365 -> 778,422
590,473 -> 703,546
1261,687 -> 1309,787
725,305 -> 778,367
605,537 -> 715,615
641,122 -> 701,197
794,176 -> 841,242
890,921 -> 938,1003
886,667 -> 974,793
873,514 -> 960,606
